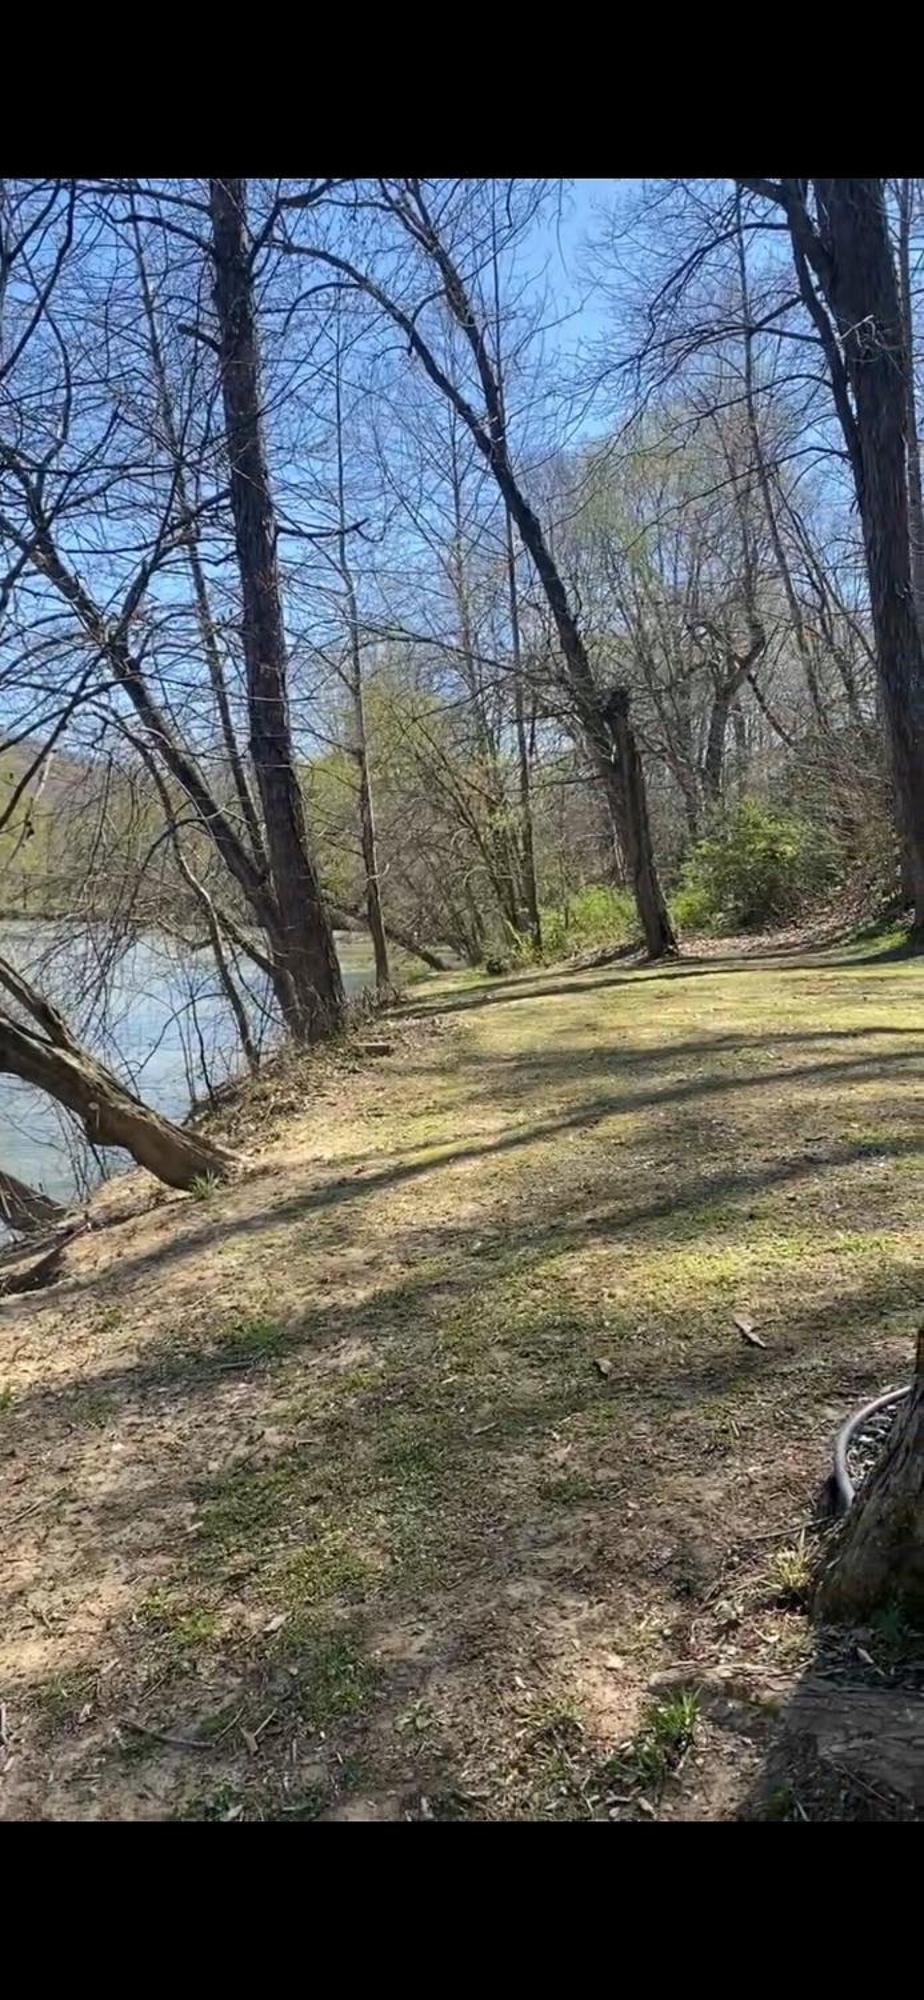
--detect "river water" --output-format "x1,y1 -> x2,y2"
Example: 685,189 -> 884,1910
0,922 -> 380,1209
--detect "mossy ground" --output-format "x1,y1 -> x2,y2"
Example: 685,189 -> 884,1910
1,938 -> 921,1819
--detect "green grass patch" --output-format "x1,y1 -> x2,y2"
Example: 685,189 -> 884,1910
281,1624 -> 378,1730
135,1589 -> 221,1652
608,1690 -> 700,1796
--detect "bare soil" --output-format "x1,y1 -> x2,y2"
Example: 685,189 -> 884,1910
1,938 -> 922,1820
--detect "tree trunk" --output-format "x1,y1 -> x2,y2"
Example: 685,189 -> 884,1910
702,686 -> 731,807
490,201 -> 542,957
209,177 -> 344,1041
330,320 -> 391,997
0,1017 -> 238,1191
602,688 -> 678,958
0,1168 -> 66,1233
355,740 -> 391,993
446,418 -> 529,946
702,641 -> 764,809
507,508 -> 543,953
807,179 -> 924,935
128,199 -> 269,878
491,473 -> 677,958
818,1327 -> 924,1621
896,178 -> 924,636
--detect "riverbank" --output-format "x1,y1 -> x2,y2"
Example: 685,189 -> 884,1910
0,921 -> 398,1207
1,939 -> 922,1820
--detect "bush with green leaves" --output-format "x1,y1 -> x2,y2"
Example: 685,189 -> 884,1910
539,883 -> 636,959
672,799 -> 839,935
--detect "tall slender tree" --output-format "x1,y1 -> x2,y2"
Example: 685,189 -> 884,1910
208,178 -> 344,1039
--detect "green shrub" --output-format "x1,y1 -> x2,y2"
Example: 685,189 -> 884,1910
669,876 -> 716,934
540,883 -> 636,958
673,799 -> 839,935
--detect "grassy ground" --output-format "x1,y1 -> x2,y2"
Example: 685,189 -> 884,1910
1,938 -> 921,1820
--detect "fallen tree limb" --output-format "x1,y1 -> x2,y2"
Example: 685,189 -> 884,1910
0,1218 -> 88,1296
0,1012 -> 239,1192
328,904 -> 447,973
0,1168 -> 68,1234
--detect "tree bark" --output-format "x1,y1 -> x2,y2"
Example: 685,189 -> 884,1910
0,1015 -> 237,1191
818,1327 -> 924,1621
815,179 -> 924,935
209,177 -> 344,1040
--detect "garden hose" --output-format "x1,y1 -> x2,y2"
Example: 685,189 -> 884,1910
831,1386 -> 910,1514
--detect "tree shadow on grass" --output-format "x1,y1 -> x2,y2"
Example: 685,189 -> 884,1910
38,1035 -> 922,1310
398,942 -> 922,1020
7,1242 -> 921,1821
7,1112 -> 921,1479
6,946 -> 923,1816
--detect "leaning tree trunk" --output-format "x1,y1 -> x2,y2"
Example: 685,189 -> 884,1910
507,509 -> 543,954
818,1327 -> 924,1621
0,1018 -> 238,1192
209,177 -> 344,1042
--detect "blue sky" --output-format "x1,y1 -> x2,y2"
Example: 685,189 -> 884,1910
513,179 -> 634,445
524,179 -> 616,350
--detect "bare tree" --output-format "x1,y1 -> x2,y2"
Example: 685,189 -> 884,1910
0,180 -> 349,1044
208,177 -> 344,1038
281,180 -> 677,958
738,178 -> 924,937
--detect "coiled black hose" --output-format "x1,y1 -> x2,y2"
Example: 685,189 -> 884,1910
831,1386 -> 910,1514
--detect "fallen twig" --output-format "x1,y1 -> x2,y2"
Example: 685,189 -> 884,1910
119,1706 -> 244,1753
